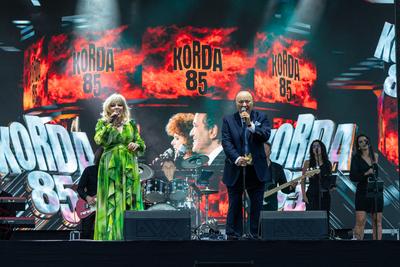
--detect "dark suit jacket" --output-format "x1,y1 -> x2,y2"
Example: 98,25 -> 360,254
205,149 -> 225,190
221,110 -> 271,186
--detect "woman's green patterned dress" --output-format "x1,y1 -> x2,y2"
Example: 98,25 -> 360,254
93,119 -> 145,240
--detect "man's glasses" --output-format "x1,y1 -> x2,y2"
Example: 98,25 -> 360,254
358,139 -> 369,144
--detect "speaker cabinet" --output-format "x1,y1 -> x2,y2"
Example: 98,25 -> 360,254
124,210 -> 191,240
260,211 -> 328,240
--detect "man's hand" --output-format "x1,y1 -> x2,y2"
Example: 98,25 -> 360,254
128,142 -> 140,152
236,156 -> 248,167
86,196 -> 96,206
240,111 -> 251,126
289,180 -> 298,190
303,195 -> 309,204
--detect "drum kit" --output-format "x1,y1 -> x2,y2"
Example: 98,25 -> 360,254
139,155 -> 220,236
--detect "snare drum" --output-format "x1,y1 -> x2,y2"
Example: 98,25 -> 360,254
168,179 -> 189,201
143,178 -> 168,203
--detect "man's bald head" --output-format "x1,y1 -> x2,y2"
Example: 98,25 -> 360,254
235,91 -> 254,112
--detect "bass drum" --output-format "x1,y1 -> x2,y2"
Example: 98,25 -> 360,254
142,178 -> 168,203
147,203 -> 177,211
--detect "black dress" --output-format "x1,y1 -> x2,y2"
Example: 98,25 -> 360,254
350,154 -> 383,213
306,162 -> 333,212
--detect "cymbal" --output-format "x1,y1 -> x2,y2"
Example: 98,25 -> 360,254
199,188 -> 219,195
138,163 -> 154,181
181,154 -> 209,169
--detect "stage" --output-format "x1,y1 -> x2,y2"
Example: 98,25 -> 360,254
1,239 -> 399,266
0,1 -> 399,266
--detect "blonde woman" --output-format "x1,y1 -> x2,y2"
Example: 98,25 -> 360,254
93,93 -> 145,240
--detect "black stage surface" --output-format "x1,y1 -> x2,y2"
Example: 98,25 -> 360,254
0,240 -> 399,267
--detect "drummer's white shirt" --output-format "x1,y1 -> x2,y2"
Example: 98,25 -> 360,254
207,145 -> 223,166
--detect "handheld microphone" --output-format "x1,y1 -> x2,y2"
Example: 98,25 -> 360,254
151,148 -> 174,166
160,148 -> 174,159
110,111 -> 119,123
240,107 -> 246,123
175,144 -> 187,160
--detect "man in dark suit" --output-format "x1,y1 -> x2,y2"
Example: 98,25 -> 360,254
190,111 -> 226,221
222,91 -> 271,239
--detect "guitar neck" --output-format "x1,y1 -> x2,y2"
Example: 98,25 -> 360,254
264,175 -> 304,198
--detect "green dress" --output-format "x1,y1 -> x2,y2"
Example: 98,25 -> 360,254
93,118 -> 145,240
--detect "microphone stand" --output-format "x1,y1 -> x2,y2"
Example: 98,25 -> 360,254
241,164 -> 250,238
315,153 -> 321,211
367,149 -> 383,240
241,117 -> 251,239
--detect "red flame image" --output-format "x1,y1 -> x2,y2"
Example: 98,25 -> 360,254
23,26 -> 144,110
142,25 -> 254,100
23,37 -> 50,110
273,117 -> 297,129
254,33 -> 317,109
199,181 -> 228,223
377,93 -> 398,166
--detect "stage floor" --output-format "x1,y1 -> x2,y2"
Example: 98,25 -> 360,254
0,239 -> 399,267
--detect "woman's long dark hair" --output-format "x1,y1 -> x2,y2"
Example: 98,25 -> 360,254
355,134 -> 376,162
309,140 -> 330,169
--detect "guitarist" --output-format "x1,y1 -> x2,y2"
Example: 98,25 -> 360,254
262,142 -> 296,211
77,147 -> 103,239
0,176 -> 16,240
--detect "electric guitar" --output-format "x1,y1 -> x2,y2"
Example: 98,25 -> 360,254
75,197 -> 96,219
263,168 -> 320,201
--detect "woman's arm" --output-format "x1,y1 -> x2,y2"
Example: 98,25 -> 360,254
301,160 -> 309,203
132,120 -> 146,153
349,156 -> 366,182
94,119 -> 118,147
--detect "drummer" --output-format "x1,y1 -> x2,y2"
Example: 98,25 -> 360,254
160,159 -> 177,182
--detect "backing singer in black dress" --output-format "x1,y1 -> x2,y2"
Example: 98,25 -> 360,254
301,140 -> 335,213
350,134 -> 382,240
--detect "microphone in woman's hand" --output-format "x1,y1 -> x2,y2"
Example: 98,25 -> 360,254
110,111 -> 119,123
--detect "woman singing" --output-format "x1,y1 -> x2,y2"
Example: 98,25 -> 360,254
301,140 -> 333,214
350,134 -> 382,240
165,113 -> 194,160
94,93 -> 145,240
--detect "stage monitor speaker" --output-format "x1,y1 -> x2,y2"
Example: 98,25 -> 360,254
124,210 -> 191,241
260,211 -> 328,240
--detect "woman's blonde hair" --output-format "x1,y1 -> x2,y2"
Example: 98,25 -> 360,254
101,93 -> 130,122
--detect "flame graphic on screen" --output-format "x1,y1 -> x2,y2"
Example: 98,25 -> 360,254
254,33 -> 317,109
23,26 -> 144,110
273,117 -> 297,129
142,26 -> 254,99
378,94 -> 398,166
199,181 -> 228,223
23,37 -> 50,110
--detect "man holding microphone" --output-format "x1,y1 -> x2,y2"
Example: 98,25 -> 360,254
221,91 -> 271,240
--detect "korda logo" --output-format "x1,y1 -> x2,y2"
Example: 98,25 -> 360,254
173,40 -> 222,95
72,43 -> 115,96
0,116 -> 94,227
271,50 -> 300,101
